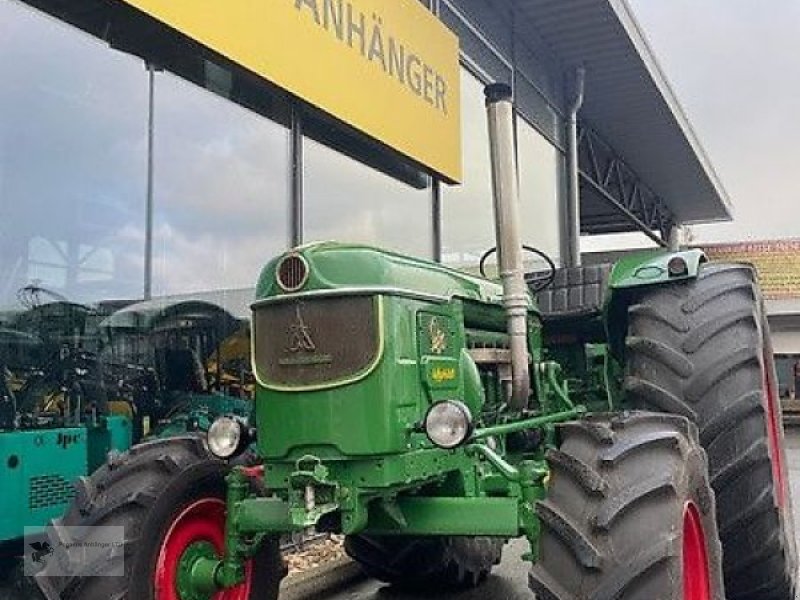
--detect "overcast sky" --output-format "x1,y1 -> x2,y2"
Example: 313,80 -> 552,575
626,0 -> 800,243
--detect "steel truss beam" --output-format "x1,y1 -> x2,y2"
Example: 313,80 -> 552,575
577,123 -> 675,245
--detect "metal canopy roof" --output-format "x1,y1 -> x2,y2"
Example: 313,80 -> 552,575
514,0 -> 732,227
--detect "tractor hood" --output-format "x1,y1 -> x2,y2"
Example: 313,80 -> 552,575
254,242 -> 512,306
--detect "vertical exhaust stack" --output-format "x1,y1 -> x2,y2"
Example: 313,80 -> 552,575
485,83 -> 530,411
565,66 -> 585,268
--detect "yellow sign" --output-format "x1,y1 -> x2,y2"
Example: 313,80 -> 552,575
120,0 -> 462,182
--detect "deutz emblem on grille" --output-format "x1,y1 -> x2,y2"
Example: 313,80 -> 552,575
288,306 -> 316,353
280,305 -> 333,367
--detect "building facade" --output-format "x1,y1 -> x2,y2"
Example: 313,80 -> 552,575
0,0 -> 729,312
702,239 -> 800,401
0,0 -> 733,420
1,0 -> 566,309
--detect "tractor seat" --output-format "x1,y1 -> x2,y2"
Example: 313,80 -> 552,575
533,264 -> 613,322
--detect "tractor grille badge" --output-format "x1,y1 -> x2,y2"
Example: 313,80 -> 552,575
288,306 -> 316,353
429,317 -> 448,355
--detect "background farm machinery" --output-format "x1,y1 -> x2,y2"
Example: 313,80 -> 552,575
99,298 -> 253,440
0,291 -> 255,571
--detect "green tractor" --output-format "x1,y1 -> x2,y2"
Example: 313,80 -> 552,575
37,85 -> 796,600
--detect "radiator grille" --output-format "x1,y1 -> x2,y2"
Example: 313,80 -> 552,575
254,296 -> 379,388
29,474 -> 76,510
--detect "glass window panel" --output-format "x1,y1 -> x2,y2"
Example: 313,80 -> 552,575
775,356 -> 795,399
515,36 -> 566,116
441,70 -> 495,269
303,137 -> 432,258
0,3 -> 153,432
518,121 -> 563,267
0,1 -> 148,309
152,73 -> 290,296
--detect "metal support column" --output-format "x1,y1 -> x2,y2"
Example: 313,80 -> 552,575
565,67 -> 585,268
432,179 -> 442,262
143,64 -> 156,300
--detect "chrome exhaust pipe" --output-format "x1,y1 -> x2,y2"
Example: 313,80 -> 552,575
565,66 -> 585,267
485,83 -> 530,411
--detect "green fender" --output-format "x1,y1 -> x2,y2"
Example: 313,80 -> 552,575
604,248 -> 707,358
609,248 -> 706,290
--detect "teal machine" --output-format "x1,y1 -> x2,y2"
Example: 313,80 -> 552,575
0,299 -> 133,565
0,418 -> 131,545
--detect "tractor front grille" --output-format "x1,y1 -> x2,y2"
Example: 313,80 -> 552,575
29,474 -> 76,510
253,296 -> 380,389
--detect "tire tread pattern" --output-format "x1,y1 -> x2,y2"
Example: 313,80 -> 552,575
35,436 -> 284,600
625,262 -> 798,600
529,413 -> 725,600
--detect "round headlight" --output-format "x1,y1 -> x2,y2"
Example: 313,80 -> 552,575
207,416 -> 244,459
424,401 -> 473,449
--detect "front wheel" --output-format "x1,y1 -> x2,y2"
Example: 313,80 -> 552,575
530,412 -> 725,600
35,436 -> 286,600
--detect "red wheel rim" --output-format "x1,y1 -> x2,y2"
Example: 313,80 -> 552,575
762,348 -> 787,508
683,503 -> 711,600
155,498 -> 252,600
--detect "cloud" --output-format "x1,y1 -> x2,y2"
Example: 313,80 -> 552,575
152,74 -> 290,236
150,222 -> 278,294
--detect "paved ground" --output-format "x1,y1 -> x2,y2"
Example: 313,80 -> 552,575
4,428 -> 800,600
318,427 -> 800,600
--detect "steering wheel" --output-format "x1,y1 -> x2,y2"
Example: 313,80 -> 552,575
479,245 -> 557,293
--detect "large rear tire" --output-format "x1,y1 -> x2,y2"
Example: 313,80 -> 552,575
625,262 -> 797,599
529,412 -> 725,600
344,534 -> 503,589
34,436 -> 286,600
